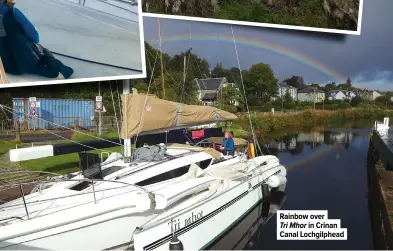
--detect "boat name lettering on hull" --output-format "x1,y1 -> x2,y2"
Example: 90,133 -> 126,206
168,211 -> 203,231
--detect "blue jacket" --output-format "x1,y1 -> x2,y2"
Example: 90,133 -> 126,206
221,138 -> 235,151
0,3 -> 39,43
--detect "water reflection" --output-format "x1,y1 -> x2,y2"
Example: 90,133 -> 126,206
253,128 -> 373,249
261,130 -> 360,155
210,192 -> 287,250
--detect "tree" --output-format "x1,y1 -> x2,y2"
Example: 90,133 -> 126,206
167,49 -> 210,79
244,63 -> 278,104
345,77 -> 352,88
310,83 -> 321,89
284,75 -> 306,90
375,96 -> 392,108
350,95 -> 362,107
324,81 -> 337,92
216,85 -> 242,107
152,71 -> 199,104
211,63 -> 226,78
283,89 -> 295,109
144,42 -> 171,83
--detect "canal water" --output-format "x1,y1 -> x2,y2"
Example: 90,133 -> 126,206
214,126 -> 374,250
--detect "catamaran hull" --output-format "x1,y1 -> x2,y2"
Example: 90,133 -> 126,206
0,212 -> 151,250
132,166 -> 287,251
0,159 -> 285,250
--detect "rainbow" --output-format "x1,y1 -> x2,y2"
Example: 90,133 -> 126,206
285,143 -> 341,170
148,34 -> 347,82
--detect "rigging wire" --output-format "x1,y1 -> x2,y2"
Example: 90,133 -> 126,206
0,104 -> 123,147
145,49 -> 194,102
1,104 -> 116,153
230,25 -> 265,155
116,82 -> 123,124
180,21 -> 193,103
133,19 -> 163,146
110,81 -> 122,148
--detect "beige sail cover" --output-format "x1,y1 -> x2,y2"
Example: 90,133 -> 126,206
120,90 -> 238,139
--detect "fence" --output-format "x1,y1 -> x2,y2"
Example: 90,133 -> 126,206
0,116 -> 121,133
0,119 -> 13,134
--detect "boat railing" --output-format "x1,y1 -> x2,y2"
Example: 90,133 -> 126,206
374,117 -> 390,136
0,172 -> 149,220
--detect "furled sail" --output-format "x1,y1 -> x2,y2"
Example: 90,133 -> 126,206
120,89 -> 238,139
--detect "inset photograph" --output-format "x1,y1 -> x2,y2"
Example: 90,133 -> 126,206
142,0 -> 362,35
0,0 -> 145,88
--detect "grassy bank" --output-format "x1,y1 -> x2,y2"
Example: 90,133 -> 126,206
0,141 -> 25,155
234,109 -> 393,133
19,146 -> 122,175
19,132 -> 124,175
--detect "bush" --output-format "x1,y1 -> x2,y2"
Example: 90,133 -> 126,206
234,108 -> 393,133
336,102 -> 351,109
221,105 -> 238,113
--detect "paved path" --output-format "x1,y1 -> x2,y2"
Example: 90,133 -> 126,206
6,0 -> 143,84
0,154 -> 40,202
0,131 -> 73,143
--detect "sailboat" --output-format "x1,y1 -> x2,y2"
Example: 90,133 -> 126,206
0,85 -> 287,250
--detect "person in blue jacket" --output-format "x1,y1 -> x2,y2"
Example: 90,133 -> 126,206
218,131 -> 235,155
0,0 -> 74,79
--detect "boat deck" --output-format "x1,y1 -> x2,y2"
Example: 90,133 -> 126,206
6,0 -> 142,84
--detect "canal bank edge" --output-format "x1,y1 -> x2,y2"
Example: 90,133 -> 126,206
234,109 -> 393,134
367,133 -> 393,250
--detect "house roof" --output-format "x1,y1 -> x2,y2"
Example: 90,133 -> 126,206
299,87 -> 324,93
195,77 -> 226,91
328,90 -> 355,97
277,82 -> 297,89
361,90 -> 381,96
201,93 -> 217,101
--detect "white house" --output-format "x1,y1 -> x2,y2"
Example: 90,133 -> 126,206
361,91 -> 382,101
298,87 -> 325,103
327,90 -> 356,101
194,77 -> 239,106
276,82 -> 298,101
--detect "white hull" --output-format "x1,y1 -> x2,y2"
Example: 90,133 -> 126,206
0,154 -> 286,250
132,166 -> 286,250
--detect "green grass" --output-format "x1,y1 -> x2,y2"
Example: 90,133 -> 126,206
19,131 -> 124,174
144,0 -> 357,30
71,131 -> 120,141
214,0 -> 333,29
20,146 -> 123,175
0,140 -> 25,155
0,130 -> 123,175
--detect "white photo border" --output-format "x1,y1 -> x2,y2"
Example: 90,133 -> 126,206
142,0 -> 364,36
0,0 -> 148,89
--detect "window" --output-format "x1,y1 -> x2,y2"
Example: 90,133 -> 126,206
197,159 -> 212,170
135,165 -> 191,187
69,181 -> 91,191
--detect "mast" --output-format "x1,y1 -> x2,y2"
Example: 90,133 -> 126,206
157,18 -> 165,99
182,55 -> 186,100
123,79 -> 132,159
98,82 -> 102,136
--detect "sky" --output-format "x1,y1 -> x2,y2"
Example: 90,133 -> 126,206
142,0 -> 393,91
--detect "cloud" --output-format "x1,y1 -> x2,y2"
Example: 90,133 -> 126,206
352,70 -> 392,91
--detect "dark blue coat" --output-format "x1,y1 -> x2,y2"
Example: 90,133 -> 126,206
0,6 -> 19,74
3,6 -> 42,74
